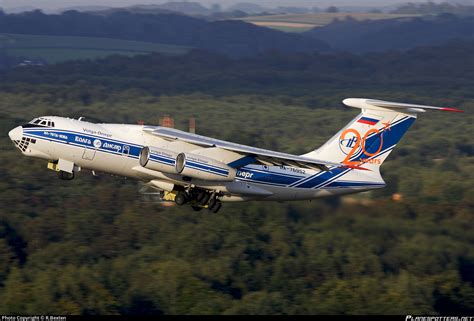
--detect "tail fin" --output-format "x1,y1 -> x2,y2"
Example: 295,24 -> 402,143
303,98 -> 462,172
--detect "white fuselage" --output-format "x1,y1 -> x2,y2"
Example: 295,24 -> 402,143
9,116 -> 386,202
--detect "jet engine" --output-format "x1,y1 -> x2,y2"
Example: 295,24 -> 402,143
139,147 -> 178,174
175,152 -> 236,181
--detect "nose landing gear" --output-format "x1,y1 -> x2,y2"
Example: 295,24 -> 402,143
48,160 -> 77,180
58,170 -> 75,180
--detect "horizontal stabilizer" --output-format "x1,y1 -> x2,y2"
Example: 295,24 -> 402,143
343,98 -> 464,114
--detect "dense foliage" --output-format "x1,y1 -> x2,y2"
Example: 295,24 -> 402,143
2,41 -> 474,101
0,46 -> 472,314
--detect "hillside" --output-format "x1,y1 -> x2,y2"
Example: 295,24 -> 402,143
0,33 -> 191,63
0,11 -> 330,57
305,14 -> 474,52
391,2 -> 474,15
94,2 -> 211,16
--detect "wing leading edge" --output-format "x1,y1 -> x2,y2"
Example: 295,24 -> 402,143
143,127 -> 341,171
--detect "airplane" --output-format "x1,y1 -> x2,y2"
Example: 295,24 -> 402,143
8,98 -> 462,213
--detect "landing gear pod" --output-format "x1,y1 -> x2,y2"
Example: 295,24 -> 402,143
175,153 -> 236,182
139,147 -> 179,174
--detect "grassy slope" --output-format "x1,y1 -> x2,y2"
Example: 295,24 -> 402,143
0,33 -> 192,63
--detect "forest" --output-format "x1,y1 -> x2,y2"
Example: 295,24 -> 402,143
0,39 -> 473,314
2,41 -> 474,103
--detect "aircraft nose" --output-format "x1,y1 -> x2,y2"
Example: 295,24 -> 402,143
8,126 -> 22,141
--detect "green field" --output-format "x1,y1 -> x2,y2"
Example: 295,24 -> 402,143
238,12 -> 420,32
0,33 -> 192,63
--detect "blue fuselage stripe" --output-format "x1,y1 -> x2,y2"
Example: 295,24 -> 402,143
186,161 -> 229,176
23,129 -> 141,158
150,154 -> 175,166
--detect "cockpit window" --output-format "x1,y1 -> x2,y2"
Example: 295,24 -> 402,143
22,117 -> 55,129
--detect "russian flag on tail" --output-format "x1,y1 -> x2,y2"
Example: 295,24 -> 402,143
357,116 -> 379,125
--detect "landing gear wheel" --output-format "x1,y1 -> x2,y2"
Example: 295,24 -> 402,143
208,198 -> 222,213
196,190 -> 206,203
58,171 -> 74,180
191,206 -> 203,212
200,193 -> 211,206
211,201 -> 222,214
175,191 -> 188,206
208,197 -> 217,210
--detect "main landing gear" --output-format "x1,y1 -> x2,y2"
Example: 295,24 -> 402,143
164,189 -> 223,213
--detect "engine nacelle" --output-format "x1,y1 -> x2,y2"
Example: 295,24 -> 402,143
175,152 -> 236,181
139,147 -> 178,174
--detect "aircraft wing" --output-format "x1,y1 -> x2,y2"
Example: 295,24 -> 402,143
143,127 -> 341,171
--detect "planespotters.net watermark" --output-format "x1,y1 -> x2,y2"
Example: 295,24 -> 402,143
1,317 -> 66,321
406,316 -> 474,321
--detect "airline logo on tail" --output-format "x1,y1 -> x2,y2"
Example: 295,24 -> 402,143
339,132 -> 361,156
339,128 -> 384,166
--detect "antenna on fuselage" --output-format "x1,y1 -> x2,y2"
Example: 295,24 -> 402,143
78,117 -> 85,121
